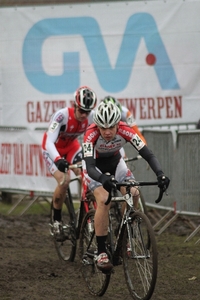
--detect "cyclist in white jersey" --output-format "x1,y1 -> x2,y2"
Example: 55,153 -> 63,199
42,86 -> 97,241
82,101 -> 170,272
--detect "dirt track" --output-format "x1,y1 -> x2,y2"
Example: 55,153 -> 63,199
0,212 -> 200,300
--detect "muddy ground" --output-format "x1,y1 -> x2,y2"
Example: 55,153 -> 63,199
0,211 -> 200,300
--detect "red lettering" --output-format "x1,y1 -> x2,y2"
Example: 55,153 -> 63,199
0,143 -> 11,174
102,96 -> 182,121
157,97 -> 164,119
44,101 -> 51,122
70,100 -> 74,107
13,144 -> 24,175
147,98 -> 156,119
121,98 -> 137,118
36,102 -> 42,122
166,97 -> 173,118
27,101 -> 34,123
139,98 -> 146,119
27,100 -> 67,123
174,96 -> 182,118
26,144 -> 33,175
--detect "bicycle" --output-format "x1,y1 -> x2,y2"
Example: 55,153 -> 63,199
110,155 -> 148,231
79,180 -> 164,299
49,163 -> 97,262
49,155 -> 147,263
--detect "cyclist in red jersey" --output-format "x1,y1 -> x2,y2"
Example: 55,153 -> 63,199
42,86 -> 97,240
103,95 -> 147,145
82,101 -> 170,272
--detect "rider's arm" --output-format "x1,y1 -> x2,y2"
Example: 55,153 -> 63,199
43,109 -> 67,162
119,123 -> 163,176
138,145 -> 163,176
82,140 -> 102,182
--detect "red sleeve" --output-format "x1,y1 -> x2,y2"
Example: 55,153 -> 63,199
83,123 -> 100,143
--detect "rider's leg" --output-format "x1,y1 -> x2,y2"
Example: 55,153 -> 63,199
93,186 -> 111,254
52,170 -> 70,221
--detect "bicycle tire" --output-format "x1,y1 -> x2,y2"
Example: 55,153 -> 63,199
138,191 -> 148,215
50,188 -> 77,262
122,211 -> 157,300
110,201 -> 122,239
79,209 -> 110,296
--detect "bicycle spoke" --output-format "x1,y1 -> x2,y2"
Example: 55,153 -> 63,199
122,211 -> 157,300
50,189 -> 77,262
79,210 -> 110,296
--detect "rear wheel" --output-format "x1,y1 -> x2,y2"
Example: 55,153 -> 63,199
122,211 -> 157,300
79,209 -> 110,296
50,188 -> 77,262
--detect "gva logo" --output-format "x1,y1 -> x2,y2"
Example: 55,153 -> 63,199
22,13 -> 180,93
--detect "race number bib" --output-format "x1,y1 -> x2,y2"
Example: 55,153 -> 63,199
49,121 -> 59,132
131,134 -> 144,150
82,142 -> 93,157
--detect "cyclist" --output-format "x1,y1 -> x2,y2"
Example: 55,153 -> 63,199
103,95 -> 147,145
82,101 -> 170,272
42,86 -> 97,241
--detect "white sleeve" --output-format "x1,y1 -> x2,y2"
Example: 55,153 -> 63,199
45,108 -> 68,161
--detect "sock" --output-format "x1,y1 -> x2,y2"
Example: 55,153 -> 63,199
53,208 -> 62,222
96,235 -> 108,255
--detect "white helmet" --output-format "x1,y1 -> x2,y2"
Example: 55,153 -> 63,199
74,86 -> 97,111
93,101 -> 121,128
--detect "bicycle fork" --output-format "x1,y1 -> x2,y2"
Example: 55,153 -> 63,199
126,215 -> 150,259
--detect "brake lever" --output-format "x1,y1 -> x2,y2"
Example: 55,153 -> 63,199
155,188 -> 164,204
105,189 -> 116,205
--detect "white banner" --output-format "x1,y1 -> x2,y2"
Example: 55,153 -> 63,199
0,0 -> 200,193
0,0 -> 200,129
0,130 -> 78,193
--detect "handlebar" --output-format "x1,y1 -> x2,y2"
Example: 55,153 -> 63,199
69,163 -> 82,169
104,181 -> 164,205
124,155 -> 142,162
69,156 -> 140,169
67,155 -> 140,170
60,163 -> 82,185
61,155 -> 140,184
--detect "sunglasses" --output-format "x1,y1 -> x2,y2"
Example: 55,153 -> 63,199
77,107 -> 91,115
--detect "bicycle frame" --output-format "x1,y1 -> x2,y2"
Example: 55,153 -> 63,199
67,163 -> 97,240
79,180 -> 163,299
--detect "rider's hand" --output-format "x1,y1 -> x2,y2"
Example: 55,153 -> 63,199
157,174 -> 170,192
99,174 -> 117,193
55,159 -> 69,173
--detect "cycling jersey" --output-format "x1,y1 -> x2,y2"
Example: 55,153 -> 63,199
82,122 -> 162,184
90,105 -> 146,144
42,107 -> 93,162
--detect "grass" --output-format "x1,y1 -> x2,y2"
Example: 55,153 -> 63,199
0,198 -> 80,216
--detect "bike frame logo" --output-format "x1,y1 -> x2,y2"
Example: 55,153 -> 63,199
23,13 -> 180,93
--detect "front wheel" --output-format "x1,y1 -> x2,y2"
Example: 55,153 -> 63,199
122,211 -> 157,300
50,188 -> 77,262
79,209 -> 110,296
138,191 -> 148,215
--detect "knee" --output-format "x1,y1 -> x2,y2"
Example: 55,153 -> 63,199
55,173 -> 69,190
131,187 -> 140,198
94,189 -> 109,207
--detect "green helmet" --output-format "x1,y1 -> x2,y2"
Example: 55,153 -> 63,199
103,96 -> 122,112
